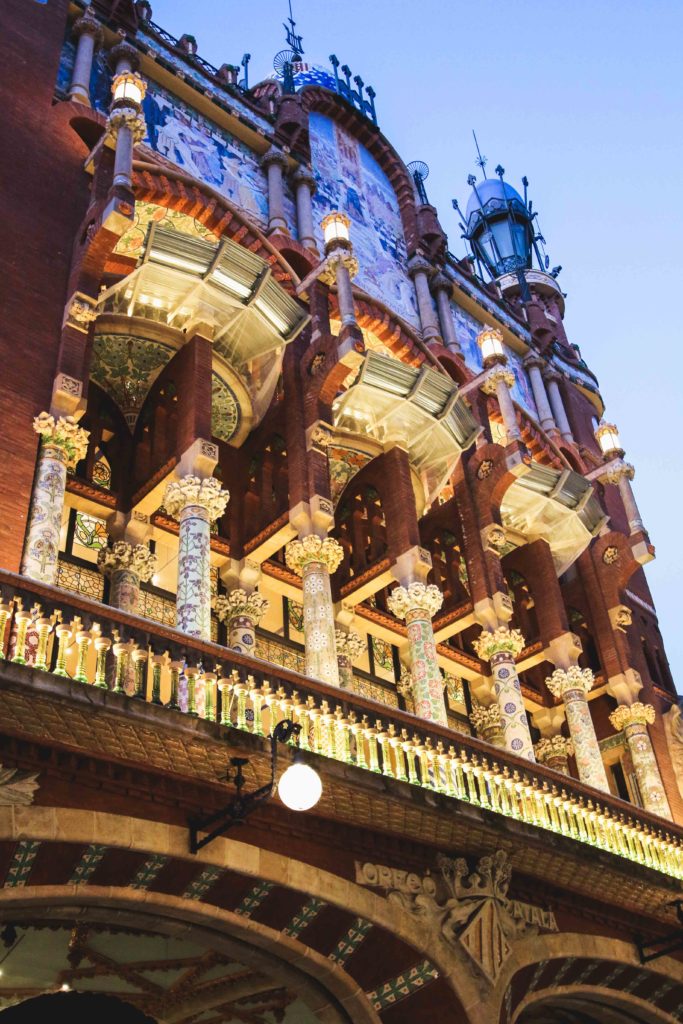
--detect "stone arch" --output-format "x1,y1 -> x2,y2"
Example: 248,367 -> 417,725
514,985 -> 677,1024
494,932 -> 683,1024
0,807 -> 479,1023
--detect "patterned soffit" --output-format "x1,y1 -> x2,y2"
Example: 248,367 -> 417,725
91,333 -> 241,442
114,202 -> 218,261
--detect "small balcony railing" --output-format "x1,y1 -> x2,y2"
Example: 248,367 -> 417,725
0,569 -> 681,882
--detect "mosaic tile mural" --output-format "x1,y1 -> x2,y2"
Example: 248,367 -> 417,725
91,333 -> 176,428
450,301 -> 538,419
328,445 -> 373,504
309,113 -> 419,328
115,202 -> 218,261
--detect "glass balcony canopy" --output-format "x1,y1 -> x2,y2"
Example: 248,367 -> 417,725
99,226 -> 310,368
501,463 -> 608,574
332,352 -> 481,504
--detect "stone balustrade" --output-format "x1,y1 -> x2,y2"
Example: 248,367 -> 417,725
0,568 -> 681,882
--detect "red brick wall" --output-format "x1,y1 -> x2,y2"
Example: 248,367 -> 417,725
0,0 -> 92,569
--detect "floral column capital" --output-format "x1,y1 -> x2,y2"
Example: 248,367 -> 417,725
473,626 -> 525,662
545,665 -> 594,700
387,582 -> 443,621
535,735 -> 574,762
481,366 -> 516,395
33,412 -> 89,470
609,701 -> 655,732
97,540 -> 157,582
164,476 -> 230,522
214,589 -> 269,625
334,629 -> 365,660
285,535 -> 344,576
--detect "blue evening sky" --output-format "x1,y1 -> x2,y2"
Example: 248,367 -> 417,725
152,0 -> 683,689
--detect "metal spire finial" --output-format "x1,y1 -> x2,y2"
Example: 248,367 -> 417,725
284,0 -> 304,57
473,130 -> 488,179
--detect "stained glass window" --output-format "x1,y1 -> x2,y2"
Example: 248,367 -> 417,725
92,449 -> 112,490
74,512 -> 108,551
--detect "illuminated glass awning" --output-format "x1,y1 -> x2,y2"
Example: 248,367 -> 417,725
501,463 -> 607,574
99,226 -> 309,368
332,352 -> 481,504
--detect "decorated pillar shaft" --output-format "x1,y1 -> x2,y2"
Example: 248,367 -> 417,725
215,589 -> 269,655
335,629 -> 365,690
609,703 -> 672,820
482,367 -> 521,443
388,583 -> 447,725
473,627 -> 535,761
546,667 -> 609,791
286,536 -> 343,687
98,541 -> 157,615
68,11 -> 103,104
165,477 -> 230,641
21,413 -> 90,585
107,49 -> 147,192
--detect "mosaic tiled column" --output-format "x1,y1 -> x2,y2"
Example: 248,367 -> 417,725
285,536 -> 344,687
334,629 -> 365,690
164,476 -> 230,641
473,627 -> 535,762
21,413 -> 90,585
214,589 -> 269,655
469,700 -> 505,748
387,583 -> 447,725
481,367 -> 521,443
68,10 -> 103,104
534,735 -> 574,775
98,540 -> 157,615
609,703 -> 672,819
545,667 -> 609,791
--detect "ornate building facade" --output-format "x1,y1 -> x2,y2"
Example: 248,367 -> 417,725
0,1 -> 682,1021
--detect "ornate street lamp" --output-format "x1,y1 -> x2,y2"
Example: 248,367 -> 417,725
595,421 -> 624,459
188,719 -> 322,853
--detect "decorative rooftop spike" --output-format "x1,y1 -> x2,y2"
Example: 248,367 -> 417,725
329,55 -> 377,125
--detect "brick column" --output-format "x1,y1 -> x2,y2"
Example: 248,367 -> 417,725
98,540 -> 157,615
388,582 -> 447,725
215,589 -> 269,655
286,536 -> 344,686
546,667 -> 609,791
335,629 -> 365,689
164,477 -> 229,641
68,10 -> 103,104
609,703 -> 672,820
482,367 -> 521,443
261,147 -> 289,234
408,255 -> 441,344
292,166 -> 317,250
534,735 -> 573,775
473,627 -> 535,761
21,413 -> 90,585
431,273 -> 462,354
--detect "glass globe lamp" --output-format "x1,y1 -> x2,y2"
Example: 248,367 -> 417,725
595,421 -> 622,458
277,761 -> 322,811
477,325 -> 505,366
321,211 -> 351,249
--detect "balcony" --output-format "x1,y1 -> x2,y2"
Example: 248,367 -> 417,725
0,570 -> 681,885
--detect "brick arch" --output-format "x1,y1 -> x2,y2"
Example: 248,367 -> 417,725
0,808 -> 478,1024
122,163 -> 301,292
515,985 -> 676,1024
300,87 -> 420,256
495,932 -> 683,1024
